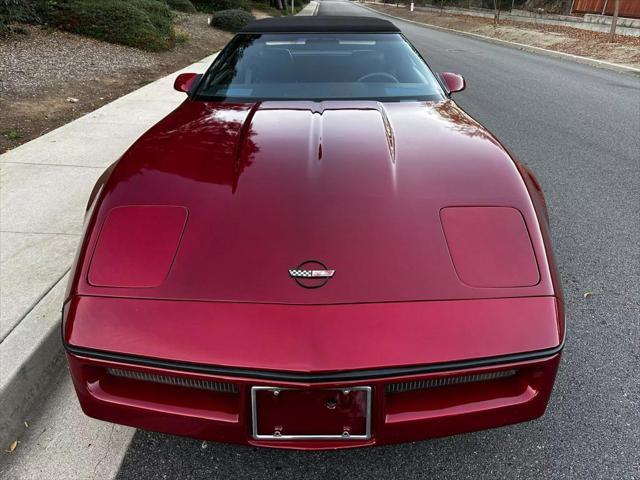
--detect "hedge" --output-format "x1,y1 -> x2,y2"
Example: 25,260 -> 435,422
40,0 -> 176,51
129,0 -> 174,37
210,8 -> 254,31
0,0 -> 39,33
165,0 -> 197,12
193,0 -> 249,12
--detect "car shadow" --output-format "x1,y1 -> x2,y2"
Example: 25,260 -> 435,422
114,418 -> 557,480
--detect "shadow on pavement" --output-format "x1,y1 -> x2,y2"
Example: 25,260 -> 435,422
114,420 -> 556,480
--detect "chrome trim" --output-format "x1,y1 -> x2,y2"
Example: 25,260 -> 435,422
251,386 -> 372,441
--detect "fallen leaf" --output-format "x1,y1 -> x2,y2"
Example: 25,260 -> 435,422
24,421 -> 28,428
583,291 -> 593,298
7,440 -> 18,453
66,97 -> 79,103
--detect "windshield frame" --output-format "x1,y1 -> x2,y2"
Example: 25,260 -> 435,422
192,32 -> 448,103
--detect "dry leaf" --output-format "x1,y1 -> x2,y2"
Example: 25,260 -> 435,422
583,292 -> 593,298
7,440 -> 18,453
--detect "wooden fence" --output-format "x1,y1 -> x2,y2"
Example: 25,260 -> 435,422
572,0 -> 640,18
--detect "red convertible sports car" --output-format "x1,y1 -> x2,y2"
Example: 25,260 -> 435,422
63,16 -> 564,449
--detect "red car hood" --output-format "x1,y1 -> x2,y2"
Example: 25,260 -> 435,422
76,99 -> 554,304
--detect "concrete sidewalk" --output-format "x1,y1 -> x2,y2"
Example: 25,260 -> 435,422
0,53 -> 217,449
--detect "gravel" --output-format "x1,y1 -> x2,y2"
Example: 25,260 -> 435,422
0,13 -> 232,99
0,12 -> 232,153
0,26 -> 154,97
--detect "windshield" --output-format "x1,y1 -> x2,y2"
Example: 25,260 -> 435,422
195,33 -> 446,102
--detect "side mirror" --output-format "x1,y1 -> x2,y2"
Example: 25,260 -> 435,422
174,73 -> 200,93
440,72 -> 466,94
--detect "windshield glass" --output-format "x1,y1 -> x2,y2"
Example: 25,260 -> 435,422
195,33 -> 445,102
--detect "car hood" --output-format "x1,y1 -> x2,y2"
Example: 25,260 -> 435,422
77,99 -> 554,304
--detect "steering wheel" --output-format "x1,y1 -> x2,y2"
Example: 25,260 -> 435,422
357,72 -> 400,83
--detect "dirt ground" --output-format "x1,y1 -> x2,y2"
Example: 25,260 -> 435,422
364,3 -> 640,68
0,13 -> 234,153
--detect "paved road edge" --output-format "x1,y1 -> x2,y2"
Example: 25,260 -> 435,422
357,2 -> 640,76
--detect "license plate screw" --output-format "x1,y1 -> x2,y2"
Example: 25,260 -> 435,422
342,430 -> 350,438
325,398 -> 337,409
343,389 -> 350,395
272,389 -> 280,396
274,425 -> 283,437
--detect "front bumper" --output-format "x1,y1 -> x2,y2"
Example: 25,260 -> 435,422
64,294 -> 563,449
66,349 -> 561,450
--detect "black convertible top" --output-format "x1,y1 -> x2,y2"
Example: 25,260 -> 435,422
239,15 -> 400,34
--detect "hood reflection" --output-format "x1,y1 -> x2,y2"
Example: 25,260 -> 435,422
128,102 -> 260,193
119,99 -> 500,198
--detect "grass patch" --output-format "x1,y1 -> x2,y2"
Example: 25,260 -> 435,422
174,26 -> 190,43
1,129 -> 23,140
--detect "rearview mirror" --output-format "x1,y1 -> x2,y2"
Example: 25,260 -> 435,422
440,72 -> 466,94
174,73 -> 200,93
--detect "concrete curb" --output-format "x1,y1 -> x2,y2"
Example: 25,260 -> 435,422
297,0 -> 319,16
358,2 -> 640,76
0,274 -> 68,449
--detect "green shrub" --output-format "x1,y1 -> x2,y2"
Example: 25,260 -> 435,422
191,0 -> 215,12
210,8 -> 253,32
212,0 -> 249,11
166,0 -> 197,12
129,0 -> 174,37
41,0 -> 175,51
0,0 -> 39,33
193,0 -> 249,12
191,0 -> 209,12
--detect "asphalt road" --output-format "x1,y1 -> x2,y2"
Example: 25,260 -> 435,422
5,2 -> 639,479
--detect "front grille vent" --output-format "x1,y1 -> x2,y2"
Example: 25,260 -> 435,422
386,369 -> 517,394
107,368 -> 238,394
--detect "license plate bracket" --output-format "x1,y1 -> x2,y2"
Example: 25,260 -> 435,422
251,386 -> 372,440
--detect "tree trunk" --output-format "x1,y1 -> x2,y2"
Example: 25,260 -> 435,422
493,0 -> 501,25
608,0 -> 620,42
